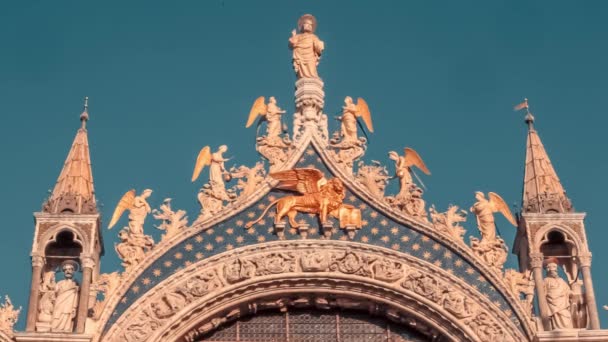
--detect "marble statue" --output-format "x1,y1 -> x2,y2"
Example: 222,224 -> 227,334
51,261 -> 79,333
246,97 -> 292,170
35,271 -> 56,331
470,192 -> 516,243
469,192 -> 516,272
246,96 -> 288,146
108,189 -> 153,235
108,189 -> 155,271
337,96 -> 373,144
544,259 -> 573,330
388,147 -> 431,198
192,145 -> 234,201
289,14 -> 324,79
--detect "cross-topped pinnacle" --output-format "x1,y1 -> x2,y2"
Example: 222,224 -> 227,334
80,96 -> 89,129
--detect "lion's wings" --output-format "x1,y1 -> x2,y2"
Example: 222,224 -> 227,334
108,189 -> 136,229
488,192 -> 517,226
403,147 -> 431,175
270,168 -> 326,194
355,98 -> 374,132
191,146 -> 212,182
246,96 -> 267,128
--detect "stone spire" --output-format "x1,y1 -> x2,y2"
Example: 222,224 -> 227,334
521,102 -> 572,213
43,97 -> 97,214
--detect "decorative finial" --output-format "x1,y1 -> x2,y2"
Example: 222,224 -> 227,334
80,96 -> 89,129
514,98 -> 534,127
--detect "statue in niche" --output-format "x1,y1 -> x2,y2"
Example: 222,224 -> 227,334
51,260 -> 79,333
153,198 -> 189,242
246,97 -> 292,171
109,189 -> 155,271
469,192 -> 516,272
289,14 -> 324,79
544,258 -> 573,330
36,271 -> 56,331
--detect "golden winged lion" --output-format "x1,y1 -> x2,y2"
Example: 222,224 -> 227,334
470,191 -> 517,243
245,168 -> 348,229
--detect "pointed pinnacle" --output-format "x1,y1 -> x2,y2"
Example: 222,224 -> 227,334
80,96 -> 89,129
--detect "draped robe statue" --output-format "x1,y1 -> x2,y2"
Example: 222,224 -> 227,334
289,14 -> 324,79
51,262 -> 79,332
544,262 -> 573,329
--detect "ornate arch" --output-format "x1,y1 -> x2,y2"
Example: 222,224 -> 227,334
533,222 -> 587,254
36,223 -> 88,255
101,240 -> 527,342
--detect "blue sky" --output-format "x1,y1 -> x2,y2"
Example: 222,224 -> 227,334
1,0 -> 607,330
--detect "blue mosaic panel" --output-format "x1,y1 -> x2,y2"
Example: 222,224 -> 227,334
104,146 -> 523,333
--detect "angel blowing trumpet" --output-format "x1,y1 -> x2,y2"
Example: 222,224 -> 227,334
245,168 -> 361,230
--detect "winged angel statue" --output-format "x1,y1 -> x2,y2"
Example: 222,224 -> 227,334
246,97 -> 292,171
246,96 -> 289,146
469,192 -> 517,271
334,96 -> 373,145
108,189 -> 155,271
388,147 -> 431,198
245,169 -> 361,236
470,192 -> 516,243
192,145 -> 234,201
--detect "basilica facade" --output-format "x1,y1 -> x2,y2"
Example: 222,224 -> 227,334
0,14 -> 606,342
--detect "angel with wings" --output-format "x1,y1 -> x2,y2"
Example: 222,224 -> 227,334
192,145 -> 232,201
388,147 -> 431,198
108,189 -> 153,235
339,97 -> 374,144
246,96 -> 287,146
245,168 -> 345,229
470,192 -> 517,243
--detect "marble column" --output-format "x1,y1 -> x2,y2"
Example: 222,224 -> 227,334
25,255 -> 44,332
530,252 -> 550,331
76,256 -> 95,333
579,253 -> 600,330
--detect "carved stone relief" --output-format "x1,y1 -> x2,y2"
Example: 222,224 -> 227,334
0,296 -> 20,338
153,198 -> 188,242
430,205 -> 467,244
107,245 -> 521,342
355,161 -> 389,199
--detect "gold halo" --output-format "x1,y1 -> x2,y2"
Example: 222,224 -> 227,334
298,14 -> 317,33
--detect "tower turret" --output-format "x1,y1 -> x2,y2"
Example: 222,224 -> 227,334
512,100 -> 600,335
23,98 -> 103,339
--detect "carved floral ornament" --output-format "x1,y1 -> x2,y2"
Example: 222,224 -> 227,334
100,241 -> 528,342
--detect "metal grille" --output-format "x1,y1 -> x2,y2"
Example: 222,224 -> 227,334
200,310 -> 429,342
